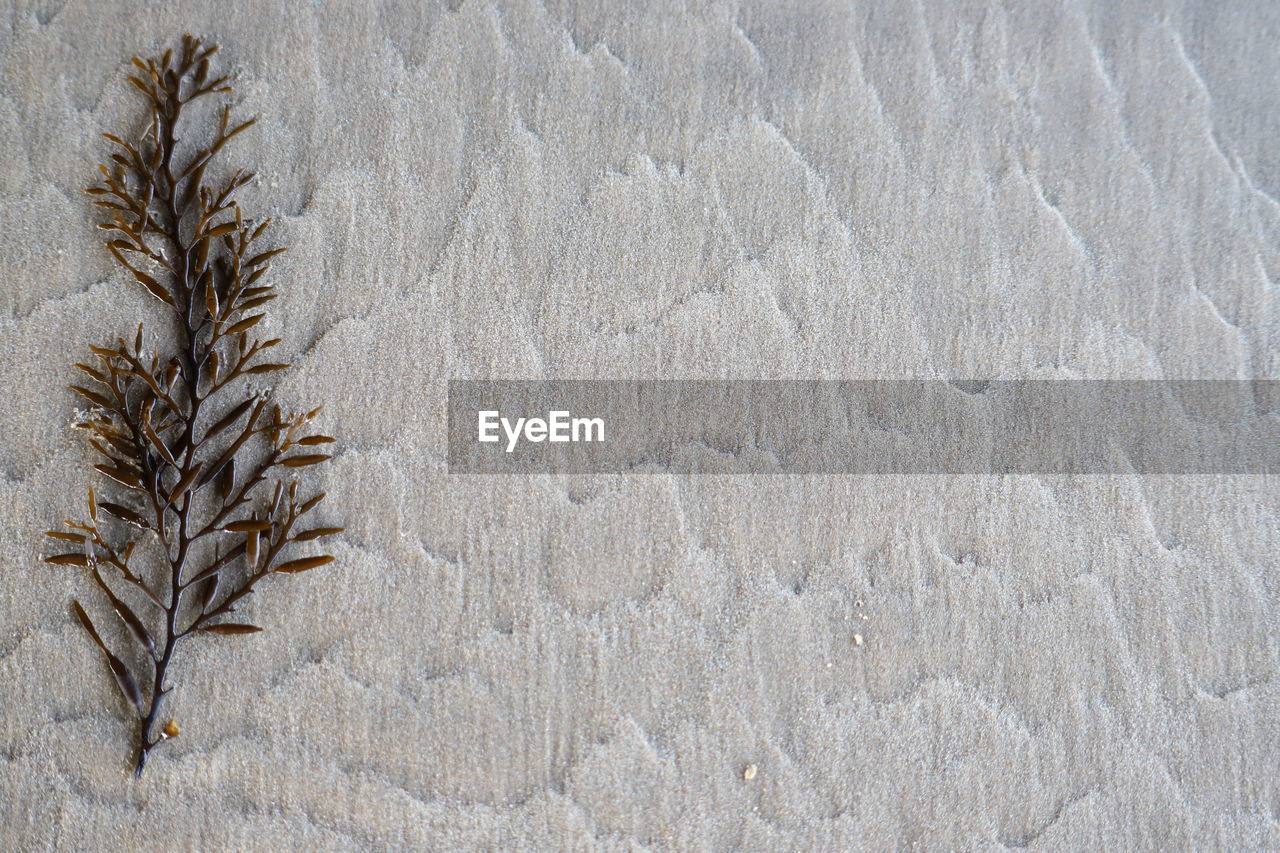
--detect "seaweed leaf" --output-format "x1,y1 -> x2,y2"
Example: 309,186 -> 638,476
274,555 -> 334,574
72,601 -> 144,715
94,463 -> 144,490
166,463 -> 204,505
98,502 -> 150,529
223,314 -> 265,336
292,527 -> 344,542
45,553 -> 90,567
203,397 -> 254,441
280,454 -> 330,467
90,566 -> 156,658
199,624 -> 262,635
195,570 -> 220,613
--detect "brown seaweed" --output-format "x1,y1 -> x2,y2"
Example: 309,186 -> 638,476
44,36 -> 341,777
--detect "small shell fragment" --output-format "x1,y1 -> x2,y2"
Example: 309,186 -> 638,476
743,764 -> 758,781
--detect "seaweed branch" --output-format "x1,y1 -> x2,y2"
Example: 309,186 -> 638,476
44,36 -> 341,777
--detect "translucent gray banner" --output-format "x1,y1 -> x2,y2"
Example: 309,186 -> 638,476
446,380 -> 1280,474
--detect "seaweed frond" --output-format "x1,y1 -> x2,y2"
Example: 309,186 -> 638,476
45,35 -> 341,777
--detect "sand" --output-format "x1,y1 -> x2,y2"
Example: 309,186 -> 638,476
1,0 -> 1277,849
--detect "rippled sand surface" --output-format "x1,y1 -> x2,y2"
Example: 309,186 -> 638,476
1,1 -> 1277,849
